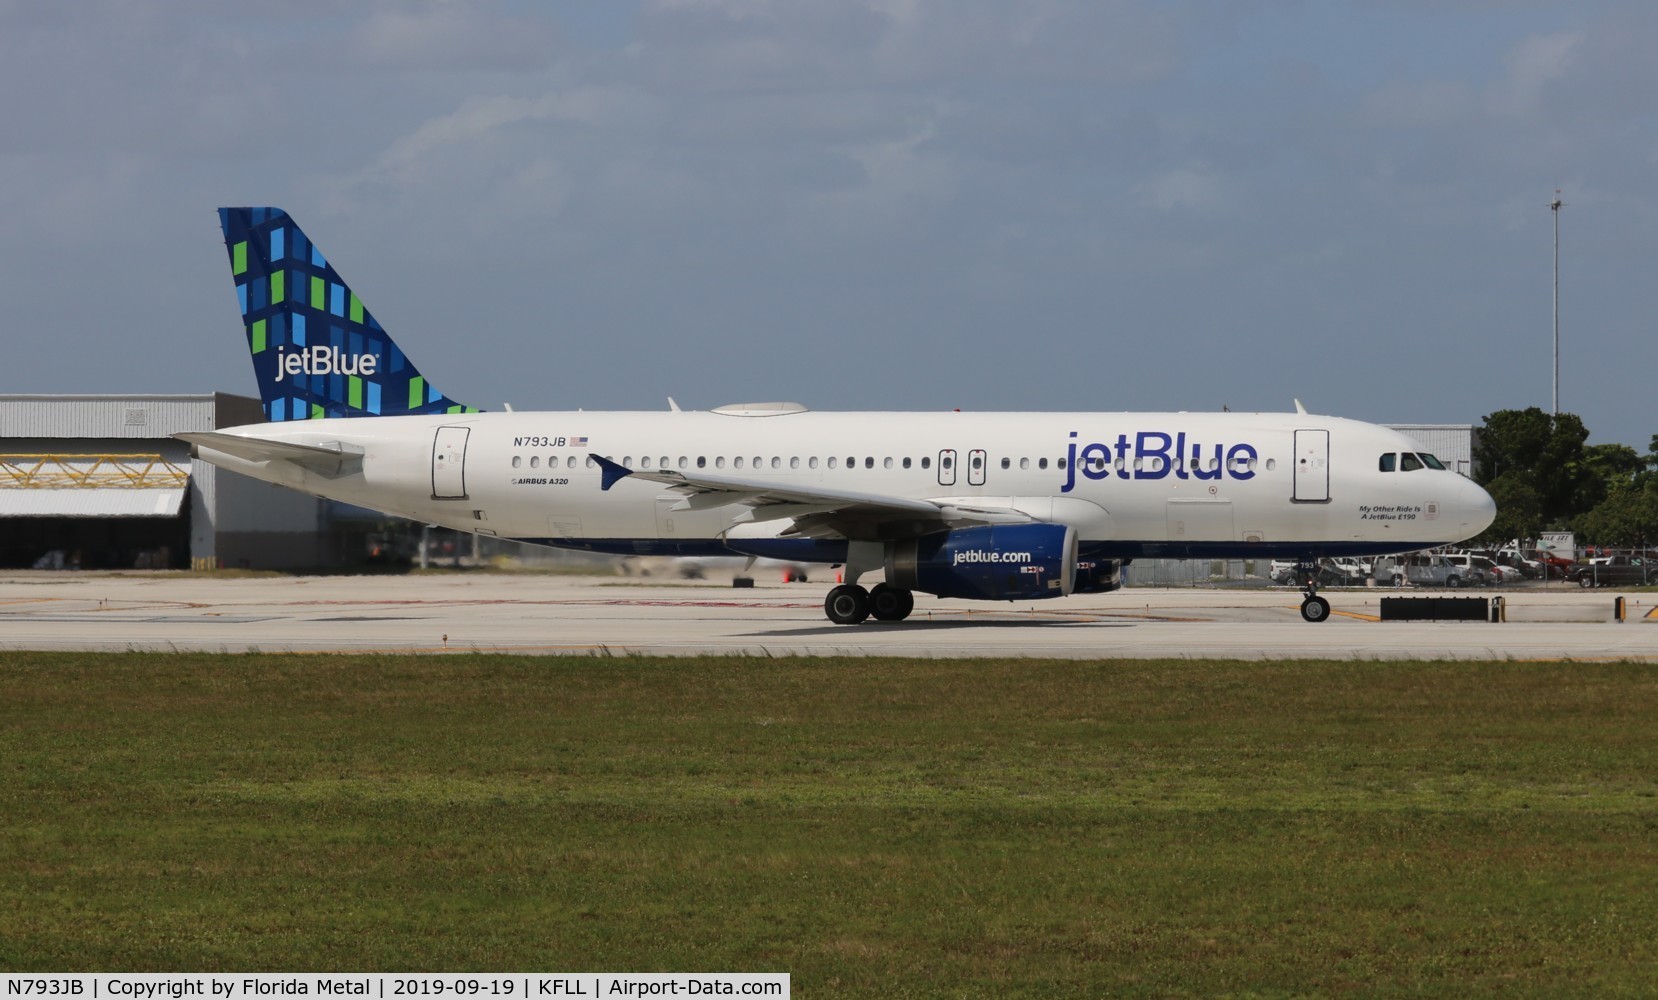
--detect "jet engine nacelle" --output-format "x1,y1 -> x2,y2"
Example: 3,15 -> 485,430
1073,557 -> 1123,594
886,523 -> 1077,601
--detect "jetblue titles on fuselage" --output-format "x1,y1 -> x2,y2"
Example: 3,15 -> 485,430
1061,430 -> 1259,493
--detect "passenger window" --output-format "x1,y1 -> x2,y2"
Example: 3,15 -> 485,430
753,456 -> 762,468
1420,453 -> 1446,470
809,457 -> 819,469
903,457 -> 912,469
697,456 -> 707,469
942,456 -> 953,470
846,456 -> 855,468
1379,453 -> 1396,472
715,457 -> 725,469
828,457 -> 838,469
1265,459 -> 1276,472
1039,458 -> 1048,470
734,457 -> 743,469
865,457 -> 874,469
922,456 -> 931,470
1020,458 -> 1029,470
587,456 -> 597,468
637,457 -> 647,469
678,456 -> 688,469
790,457 -> 800,469
512,456 -> 522,469
1401,453 -> 1423,472
1002,457 -> 1011,470
771,457 -> 781,469
972,455 -> 983,470
1057,457 -> 1067,470
884,457 -> 893,469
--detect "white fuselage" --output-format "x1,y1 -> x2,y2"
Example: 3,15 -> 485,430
193,408 -> 1495,563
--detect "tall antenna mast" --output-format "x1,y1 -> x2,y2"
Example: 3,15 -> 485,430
1551,190 -> 1563,416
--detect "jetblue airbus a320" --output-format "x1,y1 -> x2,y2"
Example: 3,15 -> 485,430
182,208 -> 1497,624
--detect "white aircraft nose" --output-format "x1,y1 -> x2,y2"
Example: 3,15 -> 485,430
1462,477 -> 1497,534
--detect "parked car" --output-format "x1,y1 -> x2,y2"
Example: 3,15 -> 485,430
1494,547 -> 1544,580
1532,548 -> 1575,579
1441,553 -> 1489,586
1323,557 -> 1371,586
1402,553 -> 1468,588
1574,555 -> 1654,588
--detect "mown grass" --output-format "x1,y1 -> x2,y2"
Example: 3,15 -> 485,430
3,654 -> 1657,996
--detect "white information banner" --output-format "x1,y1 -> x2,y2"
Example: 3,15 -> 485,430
1,976 -> 787,1000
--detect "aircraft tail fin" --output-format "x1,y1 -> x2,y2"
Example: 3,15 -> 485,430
217,207 -> 478,421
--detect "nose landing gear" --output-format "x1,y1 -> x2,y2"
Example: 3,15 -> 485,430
1297,560 -> 1331,623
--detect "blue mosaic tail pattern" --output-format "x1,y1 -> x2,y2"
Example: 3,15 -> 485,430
218,207 -> 478,421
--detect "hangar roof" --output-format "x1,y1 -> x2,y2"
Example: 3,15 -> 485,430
0,393 -> 262,439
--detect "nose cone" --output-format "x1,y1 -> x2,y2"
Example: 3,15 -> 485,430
1460,477 -> 1497,536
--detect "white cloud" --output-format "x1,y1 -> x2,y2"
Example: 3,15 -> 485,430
1487,30 -> 1584,117
1137,165 -> 1223,212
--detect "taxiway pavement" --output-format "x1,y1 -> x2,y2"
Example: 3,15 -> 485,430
0,572 -> 1654,660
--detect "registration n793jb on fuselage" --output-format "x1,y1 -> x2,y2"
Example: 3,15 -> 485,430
183,208 -> 1497,624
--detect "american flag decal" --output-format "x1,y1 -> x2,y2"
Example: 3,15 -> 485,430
571,436 -> 589,447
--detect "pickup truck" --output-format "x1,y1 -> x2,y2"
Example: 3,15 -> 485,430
1573,555 -> 1653,588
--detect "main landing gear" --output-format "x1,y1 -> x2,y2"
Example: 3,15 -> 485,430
824,583 -> 915,624
1296,559 -> 1331,623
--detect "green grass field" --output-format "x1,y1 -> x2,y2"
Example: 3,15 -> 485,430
3,653 -> 1657,996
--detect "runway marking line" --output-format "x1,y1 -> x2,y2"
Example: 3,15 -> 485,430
1284,604 -> 1379,622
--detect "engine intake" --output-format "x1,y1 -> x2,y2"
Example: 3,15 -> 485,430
886,523 -> 1077,601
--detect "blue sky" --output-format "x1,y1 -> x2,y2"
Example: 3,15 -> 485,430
2,1 -> 1654,448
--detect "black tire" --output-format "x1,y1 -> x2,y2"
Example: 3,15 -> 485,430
1578,574 -> 1593,589
1300,595 -> 1331,623
869,584 -> 914,622
824,584 -> 871,625
1445,575 -> 1460,589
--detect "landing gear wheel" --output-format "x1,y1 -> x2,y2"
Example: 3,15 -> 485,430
869,584 -> 914,622
824,584 -> 871,625
1300,595 -> 1331,623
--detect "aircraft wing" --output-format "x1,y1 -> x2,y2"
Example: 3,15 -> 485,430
176,431 -> 363,478
593,455 -> 1031,540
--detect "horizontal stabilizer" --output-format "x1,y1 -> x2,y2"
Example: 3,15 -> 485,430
175,431 -> 362,478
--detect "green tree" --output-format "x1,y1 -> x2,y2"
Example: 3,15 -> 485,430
1477,472 -> 1543,546
1576,479 -> 1658,548
1473,408 -> 1590,527
1574,442 -> 1645,515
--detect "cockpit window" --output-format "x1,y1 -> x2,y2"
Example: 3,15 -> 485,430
1379,453 -> 1396,472
1418,453 -> 1445,470
1400,453 -> 1424,472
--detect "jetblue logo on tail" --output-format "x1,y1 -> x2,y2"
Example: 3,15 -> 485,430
273,346 -> 380,382
220,207 -> 480,419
